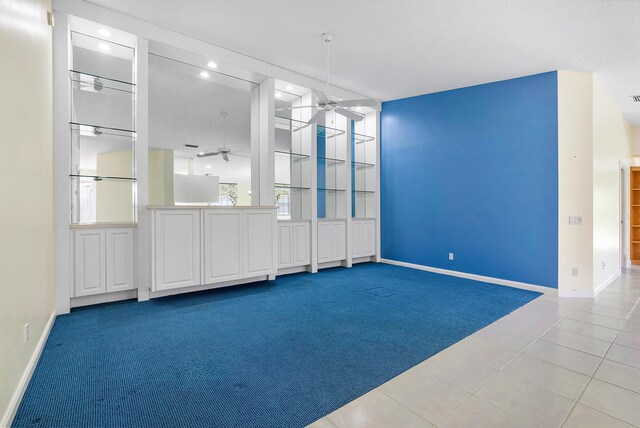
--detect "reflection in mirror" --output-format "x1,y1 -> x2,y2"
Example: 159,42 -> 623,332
274,88 -> 312,220
69,30 -> 136,224
148,53 -> 257,206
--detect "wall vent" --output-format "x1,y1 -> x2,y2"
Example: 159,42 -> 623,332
631,95 -> 640,103
185,144 -> 199,148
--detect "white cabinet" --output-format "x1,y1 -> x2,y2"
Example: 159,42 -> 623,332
318,220 -> 346,263
153,210 -> 201,291
202,208 -> 276,283
74,229 -> 106,296
106,229 -> 135,292
152,207 -> 277,292
73,227 -> 135,297
203,211 -> 242,283
352,219 -> 375,258
245,211 -> 277,275
278,221 -> 310,269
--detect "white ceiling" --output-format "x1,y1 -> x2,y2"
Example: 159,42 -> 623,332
87,0 -> 640,125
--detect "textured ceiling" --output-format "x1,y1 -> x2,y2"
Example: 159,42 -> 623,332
86,0 -> 640,125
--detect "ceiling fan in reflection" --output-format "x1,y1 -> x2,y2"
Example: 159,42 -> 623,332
197,111 -> 235,162
276,33 -> 377,124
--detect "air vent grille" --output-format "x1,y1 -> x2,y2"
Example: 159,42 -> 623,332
631,95 -> 640,103
185,144 -> 199,148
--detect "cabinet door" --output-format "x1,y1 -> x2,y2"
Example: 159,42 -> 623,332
278,223 -> 294,269
74,229 -> 106,297
245,211 -> 276,276
352,221 -> 364,258
106,228 -> 134,292
293,222 -> 310,266
154,210 -> 200,291
363,220 -> 375,256
204,211 -> 242,283
317,222 -> 333,263
332,221 -> 346,261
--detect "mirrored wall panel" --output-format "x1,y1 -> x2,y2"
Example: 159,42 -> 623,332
148,52 -> 258,206
352,112 -> 377,218
69,31 -> 136,224
318,112 -> 347,219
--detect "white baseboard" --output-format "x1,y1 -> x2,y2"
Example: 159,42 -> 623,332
71,289 -> 137,308
557,270 -> 620,298
380,259 -> 557,295
149,275 -> 269,299
1,309 -> 56,428
277,265 -> 309,276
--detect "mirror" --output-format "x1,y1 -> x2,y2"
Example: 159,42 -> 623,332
148,52 -> 258,206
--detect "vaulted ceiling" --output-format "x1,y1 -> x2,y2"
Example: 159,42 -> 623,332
87,0 -> 640,125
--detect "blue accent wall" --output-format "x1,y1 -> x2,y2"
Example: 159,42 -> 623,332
381,72 -> 558,288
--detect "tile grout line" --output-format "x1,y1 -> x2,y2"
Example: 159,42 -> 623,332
558,294 -> 640,427
429,297 -> 577,426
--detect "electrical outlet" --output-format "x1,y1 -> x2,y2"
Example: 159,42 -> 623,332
449,253 -> 454,261
572,268 -> 579,277
602,262 -> 606,270
24,323 -> 29,343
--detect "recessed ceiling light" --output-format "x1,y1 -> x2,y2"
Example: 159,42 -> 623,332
98,28 -> 111,37
285,85 -> 293,91
206,165 -> 211,169
275,92 -> 282,98
207,61 -> 218,69
199,71 -> 210,78
355,107 -> 362,111
97,43 -> 111,51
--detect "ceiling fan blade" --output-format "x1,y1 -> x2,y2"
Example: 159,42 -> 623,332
337,98 -> 378,108
222,153 -> 229,162
307,109 -> 325,125
197,151 -> 220,158
275,106 -> 316,111
313,89 -> 329,104
335,107 -> 364,122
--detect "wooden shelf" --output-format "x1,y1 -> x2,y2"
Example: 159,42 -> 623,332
631,168 -> 640,261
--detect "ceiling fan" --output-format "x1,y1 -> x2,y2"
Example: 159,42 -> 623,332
197,112 -> 233,161
277,33 -> 377,124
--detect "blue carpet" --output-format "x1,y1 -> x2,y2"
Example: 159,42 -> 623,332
14,263 -> 541,427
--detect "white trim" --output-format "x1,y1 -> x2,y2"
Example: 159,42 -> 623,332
595,270 -> 620,297
352,256 -> 375,265
1,310 -> 56,428
557,270 -> 620,298
381,259 -> 558,295
71,290 -> 137,308
149,275 -> 268,299
277,265 -> 309,276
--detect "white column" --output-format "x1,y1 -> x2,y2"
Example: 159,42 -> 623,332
258,78 -> 275,206
136,38 -> 150,301
53,12 -> 71,314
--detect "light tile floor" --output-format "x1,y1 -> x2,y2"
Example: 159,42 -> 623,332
308,269 -> 640,428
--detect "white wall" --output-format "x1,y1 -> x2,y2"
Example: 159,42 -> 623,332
557,71 -> 594,296
632,127 -> 640,156
557,71 -> 633,297
592,76 -> 632,289
0,0 -> 56,424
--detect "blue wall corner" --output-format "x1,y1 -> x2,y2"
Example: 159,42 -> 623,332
380,72 -> 559,288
